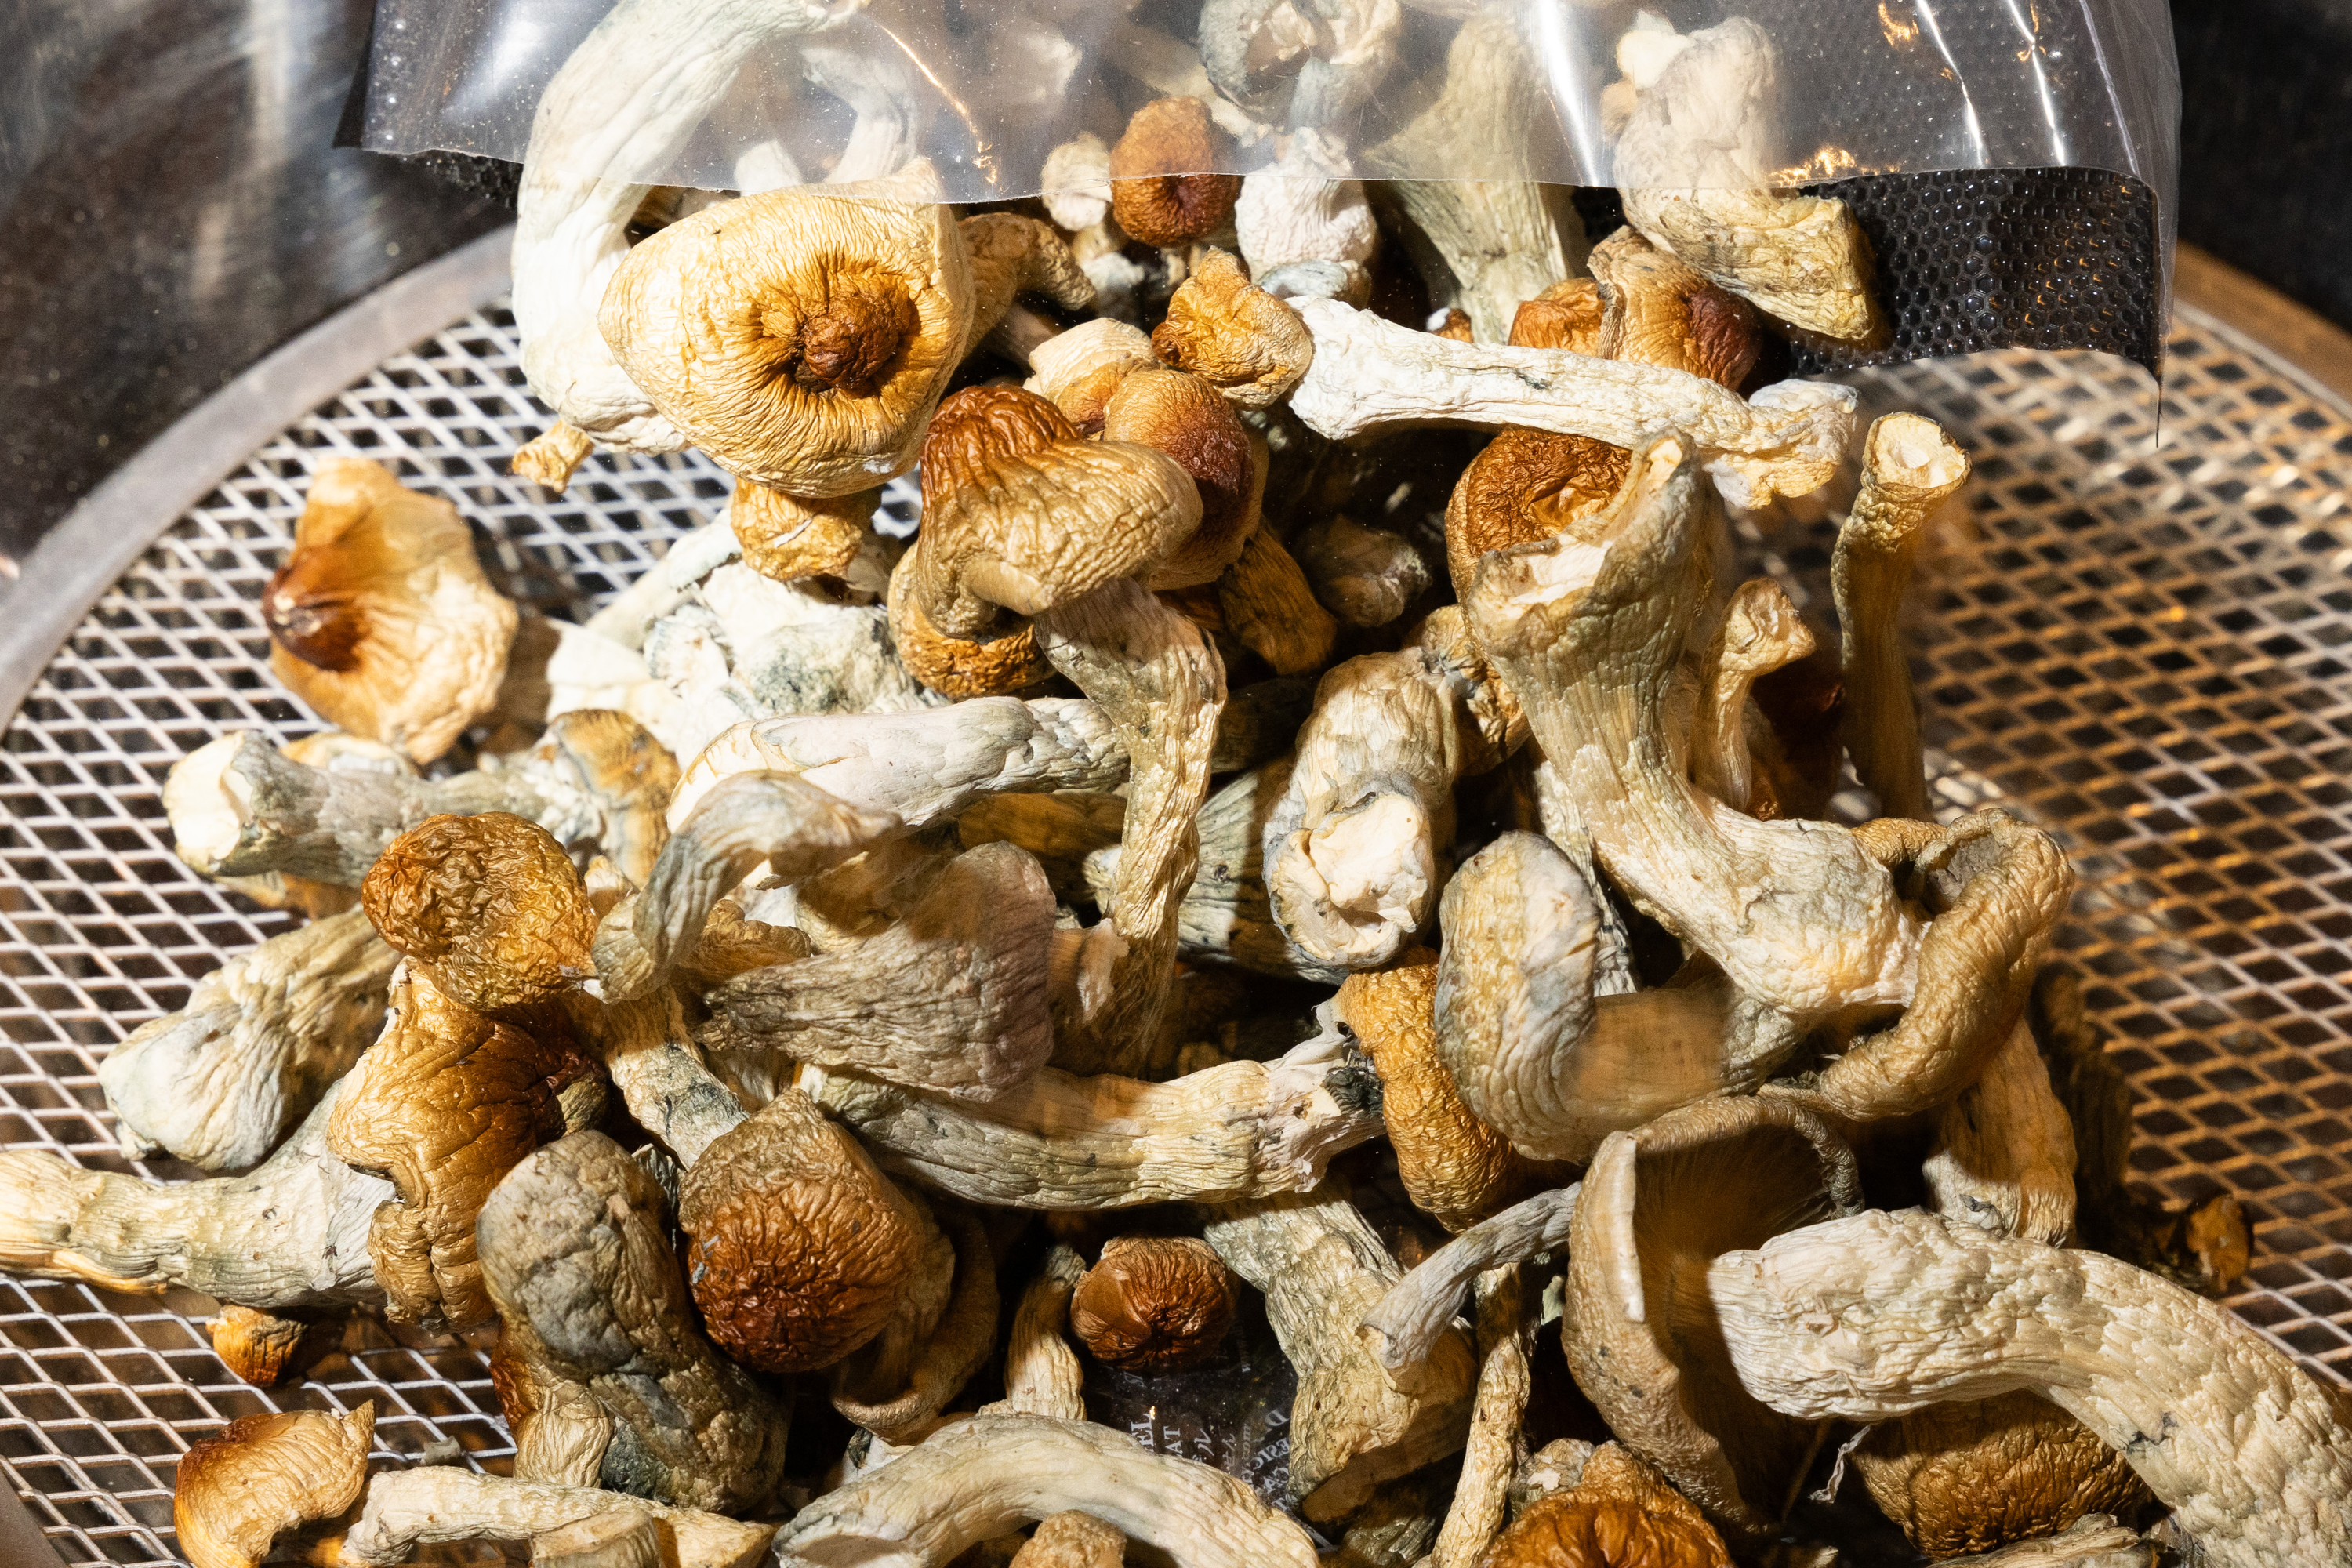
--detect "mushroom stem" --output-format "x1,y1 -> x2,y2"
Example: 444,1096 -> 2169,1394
1708,1210 -> 2352,1568
563,989 -> 746,1167
1287,300 -> 1855,509
98,906 -> 397,1171
1203,1189 -> 1475,1519
1434,833 -> 1798,1163
590,771 -> 896,1001
1926,1019 -> 2079,1247
481,1131 -> 790,1514
829,1199 -> 1000,1442
514,421 -> 598,494
961,212 -> 1094,358
699,841 -> 1058,1099
1426,1266 -> 1534,1568
1835,412 -> 1971,821
0,1080 -> 389,1310
531,1511 -> 665,1568
1359,1183 -> 1579,1385
169,710 -> 677,888
1360,5 -> 1585,342
1692,577 -> 1816,814
1214,526 -> 1339,677
332,1468 -> 776,1568
1033,578 -> 1226,1072
793,1029 -> 1383,1208
1266,609 -> 1522,971
985,1244 -> 1087,1421
772,1414 -> 1318,1566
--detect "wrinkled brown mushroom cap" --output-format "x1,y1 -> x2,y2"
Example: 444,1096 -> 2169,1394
1590,230 -> 1761,391
912,389 -> 1201,639
361,812 -> 596,1016
1109,97 -> 1242,248
601,184 -> 972,497
1102,367 -> 1264,590
1486,1443 -> 1734,1567
1444,428 -> 1632,601
263,459 -> 517,764
1069,1236 -> 1240,1372
174,1401 -> 373,1568
532,709 -> 682,891
1150,249 -> 1315,409
1855,1391 -> 2158,1558
209,1305 -> 307,1387
1563,1096 -> 1864,1548
1509,278 -> 1605,354
888,543 -> 1054,697
678,1088 -> 927,1374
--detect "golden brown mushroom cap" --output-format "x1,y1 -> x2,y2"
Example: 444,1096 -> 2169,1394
1102,366 -> 1264,590
209,1305 -> 306,1387
1069,1235 -> 1240,1372
1443,428 -> 1632,601
678,1088 -> 928,1374
1150,249 -> 1314,409
1485,1442 -> 1735,1568
911,387 -> 1201,639
262,459 -> 517,765
173,1401 -> 373,1568
360,811 -> 596,1016
887,543 -> 1054,698
600,183 -> 974,497
1509,278 -> 1606,354
1853,1391 -> 2158,1558
1109,97 -> 1243,247
1590,230 -> 1761,391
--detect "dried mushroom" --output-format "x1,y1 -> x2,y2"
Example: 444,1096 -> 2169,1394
1069,1236 -> 1240,1371
208,1305 -> 309,1388
173,1401 -> 373,1568
1011,1511 -> 1126,1568
1108,97 -> 1243,248
1360,1182 -> 1580,1385
1709,1208 -> 2352,1568
328,1468 -> 775,1568
1854,1392 -> 2157,1559
1425,1266 -> 1534,1567
360,811 -> 596,1016
478,1130 -> 789,1512
1151,248 -> 1316,409
262,458 -> 517,764
989,1245 -> 1088,1421
1484,1442 -> 1734,1568
1101,365 -> 1265,589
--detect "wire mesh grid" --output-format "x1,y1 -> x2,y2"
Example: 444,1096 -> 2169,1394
0,298 -> 2347,1564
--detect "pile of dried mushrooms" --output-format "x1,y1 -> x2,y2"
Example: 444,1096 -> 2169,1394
14,12 -> 2344,1568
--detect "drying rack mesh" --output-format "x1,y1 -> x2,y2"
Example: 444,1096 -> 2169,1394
1,302 -> 2348,1565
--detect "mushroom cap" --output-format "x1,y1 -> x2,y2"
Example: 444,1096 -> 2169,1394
678,1087 -> 927,1374
263,458 -> 517,764
1336,949 -> 1535,1232
1150,249 -> 1315,409
731,482 -> 877,585
1510,278 -> 1605,353
1484,1442 -> 1735,1568
209,1305 -> 307,1387
1109,97 -> 1243,247
1589,229 -> 1761,390
912,387 -> 1203,638
1854,1391 -> 2158,1558
1069,1235 -> 1240,1371
1009,1510 -> 1126,1568
531,709 -> 682,891
600,182 -> 973,497
1028,318 -> 1156,432
173,1401 -> 373,1568
1562,1096 -> 1864,1548
887,543 -> 1054,697
1102,366 -> 1265,590
1444,427 -> 1631,601
361,812 -> 596,1016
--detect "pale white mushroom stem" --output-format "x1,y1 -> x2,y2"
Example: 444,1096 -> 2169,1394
1427,1266 -> 1533,1568
1692,576 -> 1815,813
1710,1209 -> 2352,1568
982,1244 -> 1088,1421
564,989 -> 746,1167
1287,299 -> 1854,509
331,1468 -> 775,1568
1359,1184 -> 1579,1381
772,1414 -> 1318,1566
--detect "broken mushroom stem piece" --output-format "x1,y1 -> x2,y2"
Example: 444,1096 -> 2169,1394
1709,1208 -> 2352,1568
330,1468 -> 777,1568
1360,1181 -> 1579,1388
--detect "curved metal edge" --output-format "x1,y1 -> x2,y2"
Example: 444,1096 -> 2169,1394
2175,243 -> 2352,412
0,226 -> 517,729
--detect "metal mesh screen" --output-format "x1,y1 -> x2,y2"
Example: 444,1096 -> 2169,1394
0,299 -> 2347,1564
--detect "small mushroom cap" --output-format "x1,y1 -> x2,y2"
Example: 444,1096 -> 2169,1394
1010,1510 -> 1126,1567
1069,1236 -> 1240,1371
887,542 -> 1054,697
1151,249 -> 1315,409
1589,229 -> 1761,390
531,709 -> 682,890
678,1087 -> 927,1374
1102,367 -> 1265,590
1485,1442 -> 1734,1567
1109,97 -> 1243,247
361,812 -> 596,1015
1854,1392 -> 2158,1559
913,390 -> 1203,638
1563,1097 -> 1864,1548
600,180 -> 973,497
1029,318 -> 1156,432
209,1305 -> 307,1387
1444,427 -> 1631,601
173,1401 -> 374,1568
263,458 -> 517,764
731,482 -> 877,586
1510,278 -> 1605,353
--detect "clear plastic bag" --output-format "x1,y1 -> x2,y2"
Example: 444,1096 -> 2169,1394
358,0 -> 2176,209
